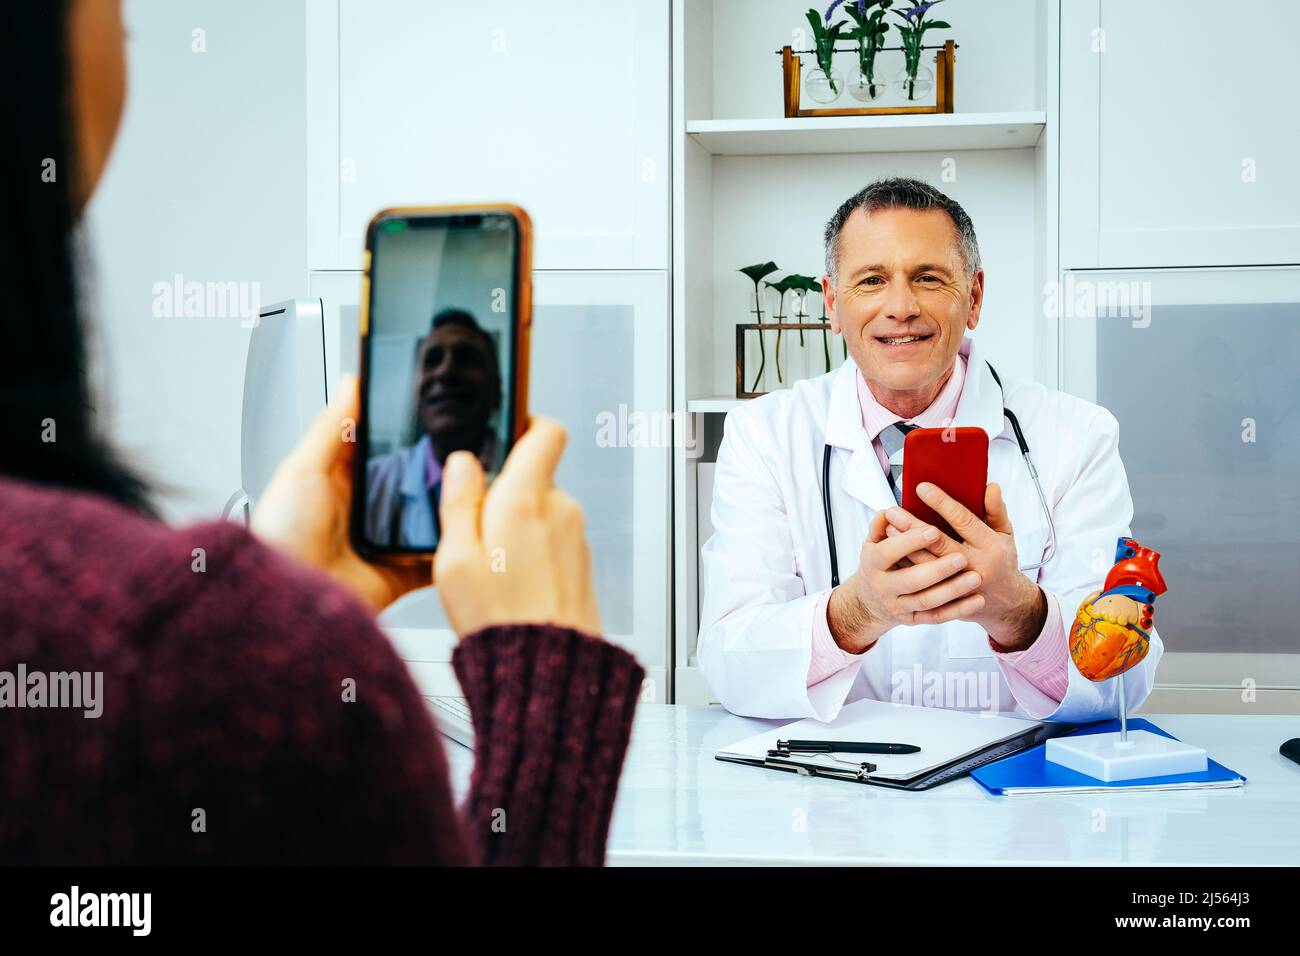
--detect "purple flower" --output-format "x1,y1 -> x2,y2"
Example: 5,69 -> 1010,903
900,0 -> 941,22
827,0 -> 872,22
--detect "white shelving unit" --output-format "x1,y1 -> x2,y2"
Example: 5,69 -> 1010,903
671,0 -> 1060,705
686,111 -> 1046,156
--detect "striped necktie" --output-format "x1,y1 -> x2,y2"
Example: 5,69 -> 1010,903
878,423 -> 918,504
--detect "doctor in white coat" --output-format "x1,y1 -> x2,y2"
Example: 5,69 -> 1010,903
698,177 -> 1161,723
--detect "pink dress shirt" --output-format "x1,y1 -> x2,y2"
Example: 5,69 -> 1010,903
807,356 -> 1070,710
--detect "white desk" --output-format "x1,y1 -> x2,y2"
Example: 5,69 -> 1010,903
446,705 -> 1300,866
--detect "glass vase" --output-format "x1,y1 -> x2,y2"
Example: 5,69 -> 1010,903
804,67 -> 844,104
848,69 -> 887,102
895,62 -> 935,102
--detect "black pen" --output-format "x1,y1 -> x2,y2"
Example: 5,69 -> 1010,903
777,739 -> 921,755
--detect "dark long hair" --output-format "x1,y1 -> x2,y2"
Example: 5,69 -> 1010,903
1,0 -> 155,515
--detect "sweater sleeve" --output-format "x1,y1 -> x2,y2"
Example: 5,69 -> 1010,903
452,626 -> 645,866
0,480 -> 646,866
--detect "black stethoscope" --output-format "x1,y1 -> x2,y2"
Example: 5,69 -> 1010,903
821,361 -> 1058,587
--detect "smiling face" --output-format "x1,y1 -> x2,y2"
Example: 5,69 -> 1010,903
413,322 -> 501,458
822,206 -> 984,416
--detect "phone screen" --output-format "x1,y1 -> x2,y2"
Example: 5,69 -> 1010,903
357,210 -> 522,555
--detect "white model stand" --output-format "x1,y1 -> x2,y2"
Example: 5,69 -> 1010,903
1045,672 -> 1207,782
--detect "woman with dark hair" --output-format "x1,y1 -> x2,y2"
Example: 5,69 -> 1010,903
0,0 -> 642,864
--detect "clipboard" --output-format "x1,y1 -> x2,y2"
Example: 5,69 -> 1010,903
718,721 -> 1076,790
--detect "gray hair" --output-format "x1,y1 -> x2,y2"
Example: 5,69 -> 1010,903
823,177 -> 981,284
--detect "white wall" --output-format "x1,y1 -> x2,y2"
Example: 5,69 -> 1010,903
85,0 -> 308,522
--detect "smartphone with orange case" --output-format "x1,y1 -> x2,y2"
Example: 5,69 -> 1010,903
351,204 -> 532,563
900,427 -> 988,543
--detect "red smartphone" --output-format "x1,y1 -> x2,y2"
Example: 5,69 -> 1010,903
900,427 -> 989,542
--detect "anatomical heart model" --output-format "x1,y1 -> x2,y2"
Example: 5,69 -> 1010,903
1070,537 -> 1167,681
1050,537 -> 1201,781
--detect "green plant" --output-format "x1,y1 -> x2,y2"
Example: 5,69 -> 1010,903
764,274 -> 804,385
842,0 -> 892,96
805,7 -> 850,94
739,262 -> 779,392
787,275 -> 830,372
893,0 -> 951,100
786,273 -> 819,347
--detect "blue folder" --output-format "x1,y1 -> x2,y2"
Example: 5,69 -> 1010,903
971,718 -> 1246,795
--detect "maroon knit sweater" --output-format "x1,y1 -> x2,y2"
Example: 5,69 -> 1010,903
0,475 -> 644,865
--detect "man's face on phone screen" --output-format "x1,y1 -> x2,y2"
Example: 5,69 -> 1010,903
414,322 -> 500,455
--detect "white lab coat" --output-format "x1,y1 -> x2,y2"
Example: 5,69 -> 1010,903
698,336 -> 1162,723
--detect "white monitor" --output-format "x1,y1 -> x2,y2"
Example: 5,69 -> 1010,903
236,299 -> 328,517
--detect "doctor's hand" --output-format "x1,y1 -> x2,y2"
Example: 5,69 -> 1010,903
252,375 -> 432,613
826,510 -> 985,654
882,482 -> 1047,652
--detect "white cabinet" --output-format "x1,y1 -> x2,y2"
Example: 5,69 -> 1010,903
306,0 -> 669,271
1060,265 -> 1300,708
1060,0 -> 1300,269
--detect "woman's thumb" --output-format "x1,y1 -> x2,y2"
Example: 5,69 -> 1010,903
438,451 -> 487,552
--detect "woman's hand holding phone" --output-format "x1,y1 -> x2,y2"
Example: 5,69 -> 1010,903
256,384 -> 601,638
252,375 -> 432,612
254,202 -> 598,634
435,417 -> 602,639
